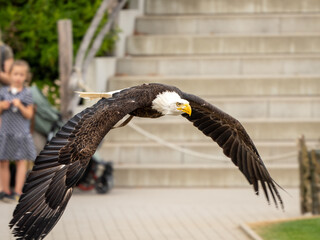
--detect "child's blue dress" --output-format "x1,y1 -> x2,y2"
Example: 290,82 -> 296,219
0,86 -> 36,161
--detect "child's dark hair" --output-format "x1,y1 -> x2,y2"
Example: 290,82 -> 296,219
9,60 -> 32,85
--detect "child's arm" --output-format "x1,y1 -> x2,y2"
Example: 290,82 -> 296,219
0,72 -> 11,85
0,100 -> 11,114
0,58 -> 13,85
12,99 -> 34,119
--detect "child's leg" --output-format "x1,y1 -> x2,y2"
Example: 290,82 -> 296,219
0,160 -> 11,194
15,160 -> 27,195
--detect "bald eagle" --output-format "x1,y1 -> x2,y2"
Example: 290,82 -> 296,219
10,83 -> 283,239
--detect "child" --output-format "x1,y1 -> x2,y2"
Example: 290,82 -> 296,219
0,60 -> 36,202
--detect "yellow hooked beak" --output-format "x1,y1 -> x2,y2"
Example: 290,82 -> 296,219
177,103 -> 192,116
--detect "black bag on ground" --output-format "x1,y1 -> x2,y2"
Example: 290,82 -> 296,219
77,153 -> 114,194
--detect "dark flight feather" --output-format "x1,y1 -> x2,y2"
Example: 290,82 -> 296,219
181,92 -> 283,208
9,91 -> 144,240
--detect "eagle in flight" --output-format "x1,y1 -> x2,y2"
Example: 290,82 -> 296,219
10,83 -> 283,239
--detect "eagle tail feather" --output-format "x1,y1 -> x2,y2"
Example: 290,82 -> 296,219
76,91 -> 113,100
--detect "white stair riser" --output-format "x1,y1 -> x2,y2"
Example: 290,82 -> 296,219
116,56 -> 320,76
108,76 -> 320,97
104,120 -> 320,142
127,35 -> 320,55
213,99 -> 320,119
100,143 -> 298,164
145,0 -> 320,15
114,165 -> 299,187
136,15 -> 320,35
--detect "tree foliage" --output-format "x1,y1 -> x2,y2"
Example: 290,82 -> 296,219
0,0 -> 118,104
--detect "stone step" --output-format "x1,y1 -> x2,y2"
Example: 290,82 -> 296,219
116,55 -> 320,76
100,140 -> 305,165
113,164 -> 298,187
136,14 -> 320,35
127,34 -> 320,55
208,96 -> 320,119
145,0 -> 320,15
108,75 -> 320,97
105,118 -> 320,142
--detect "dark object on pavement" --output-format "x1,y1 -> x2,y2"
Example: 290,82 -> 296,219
77,154 -> 113,194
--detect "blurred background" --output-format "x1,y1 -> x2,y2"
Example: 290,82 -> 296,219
1,0 -> 319,193
1,0 -> 320,239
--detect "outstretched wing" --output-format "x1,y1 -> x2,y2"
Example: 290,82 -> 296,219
9,96 -> 141,240
181,92 -> 284,209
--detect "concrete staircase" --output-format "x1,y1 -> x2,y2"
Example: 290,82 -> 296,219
103,0 -> 320,187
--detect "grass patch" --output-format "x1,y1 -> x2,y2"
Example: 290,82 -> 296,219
250,217 -> 320,240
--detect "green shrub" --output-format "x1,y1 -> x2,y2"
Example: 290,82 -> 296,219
0,0 -> 118,106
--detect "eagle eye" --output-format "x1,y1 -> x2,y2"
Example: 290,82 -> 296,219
176,102 -> 183,107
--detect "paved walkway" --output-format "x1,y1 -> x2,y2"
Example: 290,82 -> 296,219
1,188 -> 300,240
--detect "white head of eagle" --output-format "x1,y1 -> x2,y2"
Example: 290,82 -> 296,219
152,91 -> 192,116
